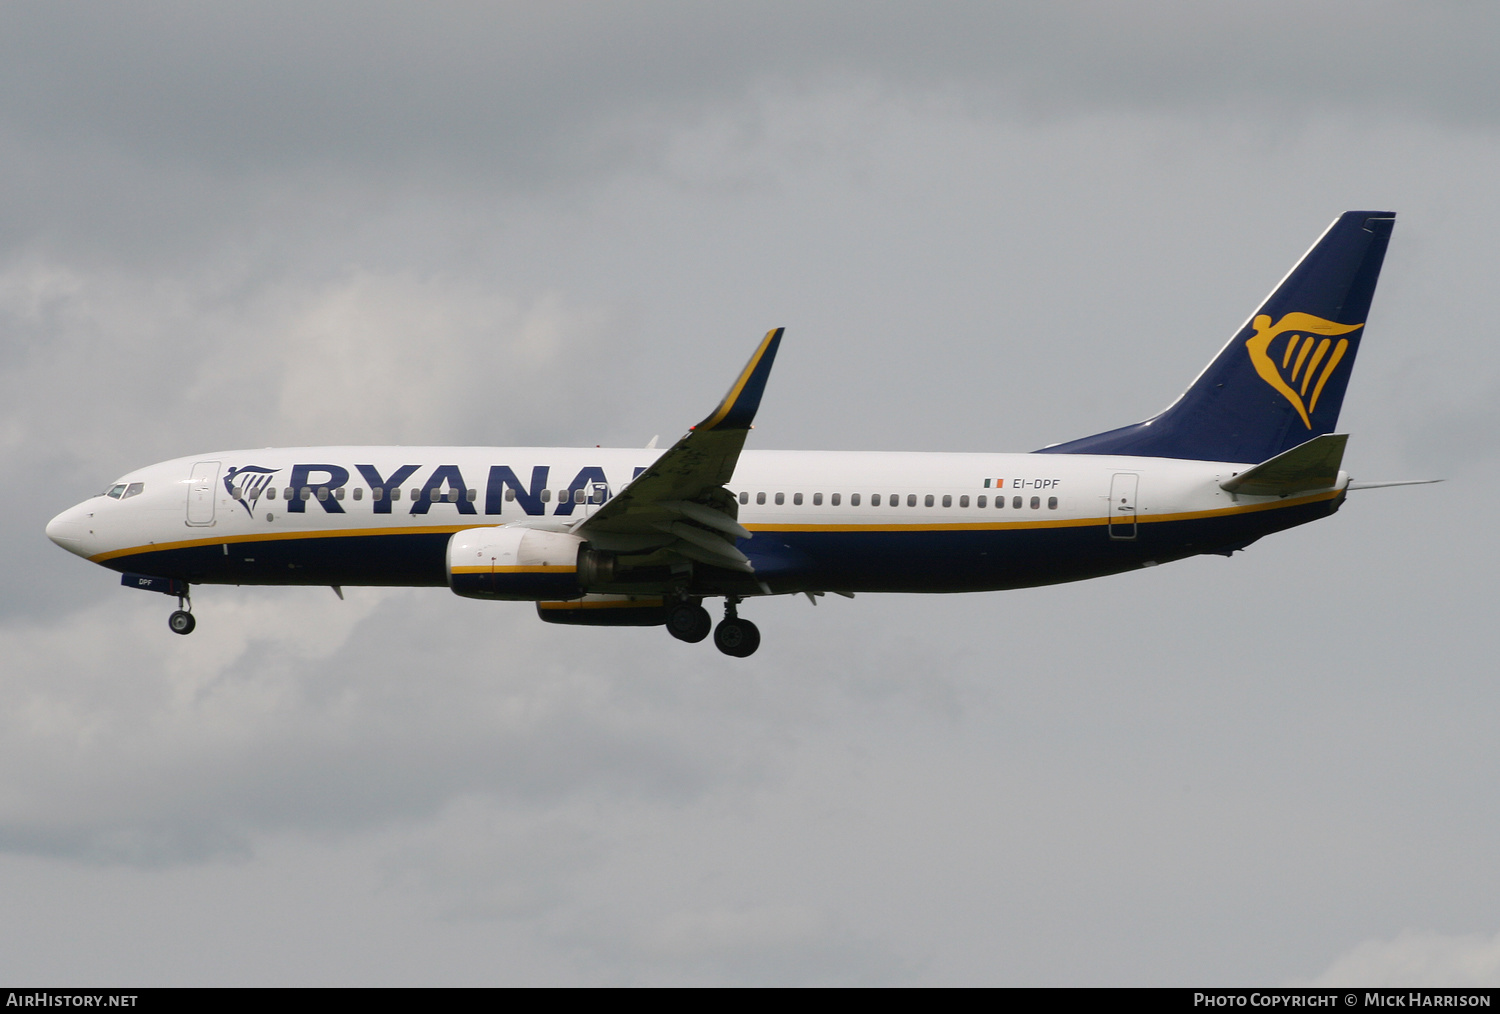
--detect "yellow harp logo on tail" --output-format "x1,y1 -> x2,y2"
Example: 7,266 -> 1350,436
1245,313 -> 1364,428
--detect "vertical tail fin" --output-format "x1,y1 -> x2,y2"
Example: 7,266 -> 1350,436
1038,211 -> 1395,463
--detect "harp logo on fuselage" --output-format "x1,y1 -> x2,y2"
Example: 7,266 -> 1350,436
1245,312 -> 1363,428
224,465 -> 280,517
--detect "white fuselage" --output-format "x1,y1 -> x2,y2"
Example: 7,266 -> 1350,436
46,445 -> 1346,596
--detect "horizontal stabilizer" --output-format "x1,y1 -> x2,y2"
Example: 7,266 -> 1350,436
1220,433 -> 1347,497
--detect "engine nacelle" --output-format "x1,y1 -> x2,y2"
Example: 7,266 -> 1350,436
536,595 -> 666,626
447,526 -> 585,601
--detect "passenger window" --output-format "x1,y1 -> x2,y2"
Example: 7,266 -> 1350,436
372,487 -> 383,501
850,493 -> 859,506
906,494 -> 916,507
301,487 -> 312,501
924,494 -> 934,507
317,487 -> 329,501
976,495 -> 986,507
1012,496 -> 1022,509
959,495 -> 968,508
391,488 -> 401,501
740,491 -> 749,505
334,487 -> 345,500
504,488 -> 515,502
942,494 -> 951,507
446,489 -> 459,502
793,492 -> 803,506
1048,496 -> 1058,509
466,489 -> 477,502
831,493 -> 841,506
757,492 -> 766,505
353,488 -> 364,501
812,492 -> 823,505
774,492 -> 784,505
871,494 -> 881,506
541,489 -> 552,502
1030,496 -> 1040,509
558,489 -> 570,504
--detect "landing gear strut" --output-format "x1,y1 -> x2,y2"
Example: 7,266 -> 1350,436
168,592 -> 195,635
665,598 -> 712,643
713,598 -> 760,657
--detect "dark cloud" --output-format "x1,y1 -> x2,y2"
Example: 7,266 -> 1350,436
5,3 -> 1500,261
7,4 -> 1499,174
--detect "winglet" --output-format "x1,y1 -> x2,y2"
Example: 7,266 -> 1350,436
697,328 -> 784,431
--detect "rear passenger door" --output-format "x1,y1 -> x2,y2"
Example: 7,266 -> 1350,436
1108,473 -> 1138,540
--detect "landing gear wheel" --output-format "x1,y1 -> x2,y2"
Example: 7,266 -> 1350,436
666,602 -> 712,643
168,610 -> 196,635
713,618 -> 760,657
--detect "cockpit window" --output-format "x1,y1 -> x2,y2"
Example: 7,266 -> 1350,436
105,484 -> 127,499
122,483 -> 144,500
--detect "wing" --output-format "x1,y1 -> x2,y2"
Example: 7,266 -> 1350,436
576,328 -> 783,574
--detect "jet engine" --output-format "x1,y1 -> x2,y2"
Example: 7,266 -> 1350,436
447,526 -> 585,601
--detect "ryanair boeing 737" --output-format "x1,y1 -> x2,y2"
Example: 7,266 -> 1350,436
47,212 -> 1420,657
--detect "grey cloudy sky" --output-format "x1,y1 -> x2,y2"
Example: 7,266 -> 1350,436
3,2 -> 1499,985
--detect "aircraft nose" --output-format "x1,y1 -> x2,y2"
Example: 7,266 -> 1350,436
46,504 -> 93,557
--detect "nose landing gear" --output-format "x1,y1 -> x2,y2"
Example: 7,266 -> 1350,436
168,591 -> 195,635
120,573 -> 197,635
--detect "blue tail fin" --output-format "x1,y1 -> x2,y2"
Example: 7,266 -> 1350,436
1037,211 -> 1395,463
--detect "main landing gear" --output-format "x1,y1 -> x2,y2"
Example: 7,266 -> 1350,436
168,592 -> 195,635
713,598 -> 759,658
666,599 -> 712,643
666,596 -> 759,657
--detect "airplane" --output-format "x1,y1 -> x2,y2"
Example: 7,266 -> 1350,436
46,211 -> 1424,657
